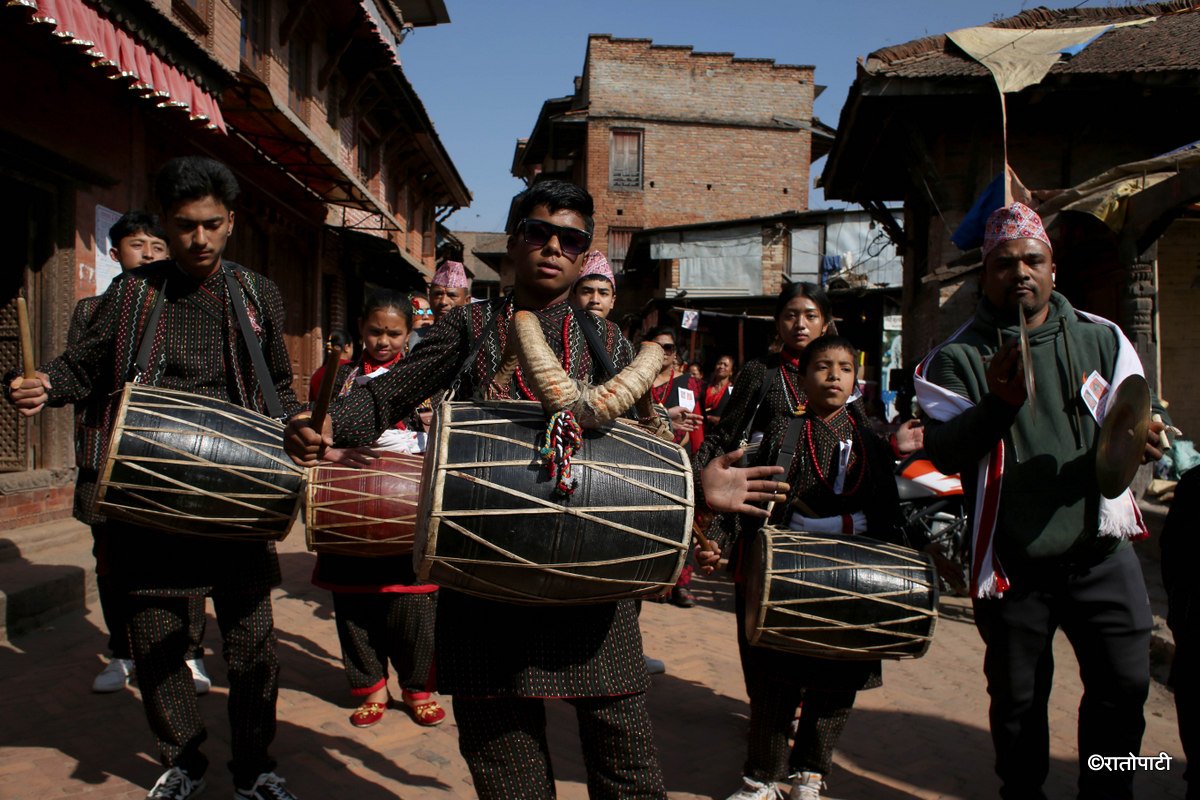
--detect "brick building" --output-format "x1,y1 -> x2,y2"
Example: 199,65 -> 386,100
512,33 -> 831,282
0,0 -> 467,537
820,1 -> 1200,435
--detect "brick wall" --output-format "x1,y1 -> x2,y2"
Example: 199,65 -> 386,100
1157,218 -> 1200,438
576,36 -> 814,264
0,484 -> 74,529
585,36 -> 814,128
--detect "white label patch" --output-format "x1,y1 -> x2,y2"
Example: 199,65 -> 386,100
1081,370 -> 1111,422
677,387 -> 696,411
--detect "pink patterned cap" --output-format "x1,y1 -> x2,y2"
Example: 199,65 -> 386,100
432,260 -> 470,289
576,250 -> 615,285
982,202 -> 1052,259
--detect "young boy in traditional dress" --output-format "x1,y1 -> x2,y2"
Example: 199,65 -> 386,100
700,334 -> 907,800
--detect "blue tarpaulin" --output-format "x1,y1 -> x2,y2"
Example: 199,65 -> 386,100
951,172 -> 1005,251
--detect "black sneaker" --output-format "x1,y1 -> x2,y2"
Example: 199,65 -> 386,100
146,767 -> 206,799
234,772 -> 298,800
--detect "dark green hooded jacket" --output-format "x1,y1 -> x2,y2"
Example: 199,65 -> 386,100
923,292 -> 1164,565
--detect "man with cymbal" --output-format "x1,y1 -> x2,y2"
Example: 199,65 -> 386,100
914,202 -> 1168,800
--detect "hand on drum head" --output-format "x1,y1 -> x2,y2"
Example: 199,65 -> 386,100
701,449 -> 789,518
694,541 -> 721,576
284,412 -> 333,467
7,372 -> 50,417
323,446 -> 378,468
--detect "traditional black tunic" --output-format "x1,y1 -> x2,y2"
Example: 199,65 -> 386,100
33,260 -> 301,595
329,297 -> 648,698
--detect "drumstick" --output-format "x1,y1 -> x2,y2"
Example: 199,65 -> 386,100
692,518 -> 714,552
309,345 -> 342,434
16,297 -> 36,379
1152,413 -> 1171,451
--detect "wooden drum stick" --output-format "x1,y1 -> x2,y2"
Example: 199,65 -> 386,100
16,297 -> 36,378
309,345 -> 342,434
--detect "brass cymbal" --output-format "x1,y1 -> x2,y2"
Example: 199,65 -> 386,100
1095,374 -> 1151,499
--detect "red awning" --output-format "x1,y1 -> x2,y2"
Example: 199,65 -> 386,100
9,0 -> 226,132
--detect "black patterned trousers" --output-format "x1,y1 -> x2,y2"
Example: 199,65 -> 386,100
332,591 -> 436,695
453,693 -> 667,800
128,589 -> 278,788
92,522 -> 205,660
743,682 -> 855,781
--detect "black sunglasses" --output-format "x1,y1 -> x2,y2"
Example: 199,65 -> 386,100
519,218 -> 592,259
658,342 -> 676,353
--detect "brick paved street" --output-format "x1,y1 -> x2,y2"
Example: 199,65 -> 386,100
0,532 -> 1187,799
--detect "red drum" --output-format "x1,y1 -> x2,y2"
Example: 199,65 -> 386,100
305,452 -> 424,557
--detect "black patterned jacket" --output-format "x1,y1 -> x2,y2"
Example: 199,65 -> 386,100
330,298 -> 651,698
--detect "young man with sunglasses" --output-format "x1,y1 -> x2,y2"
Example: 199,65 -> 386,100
284,180 -> 785,798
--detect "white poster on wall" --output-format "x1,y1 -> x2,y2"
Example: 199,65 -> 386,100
94,204 -> 123,296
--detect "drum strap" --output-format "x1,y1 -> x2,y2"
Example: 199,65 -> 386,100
450,297 -> 511,400
133,283 -> 167,382
740,366 -> 780,446
575,309 -> 618,380
224,268 -> 284,419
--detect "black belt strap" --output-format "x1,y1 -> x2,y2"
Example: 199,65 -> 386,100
740,366 -> 779,445
774,414 -> 805,474
133,282 -> 167,381
575,309 -> 618,380
224,268 -> 284,419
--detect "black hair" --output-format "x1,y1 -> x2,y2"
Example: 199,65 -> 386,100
155,156 -> 240,213
361,288 -> 412,326
509,180 -> 595,235
327,329 -> 353,350
109,210 -> 165,245
644,326 -> 677,345
774,281 -> 832,324
797,334 -> 859,375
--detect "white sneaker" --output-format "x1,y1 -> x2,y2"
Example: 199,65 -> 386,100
234,772 -> 298,800
787,771 -> 824,800
644,655 -> 666,675
93,658 -> 134,693
725,776 -> 784,800
187,658 -> 212,695
146,766 -> 206,799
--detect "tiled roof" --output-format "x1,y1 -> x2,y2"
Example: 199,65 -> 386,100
864,1 -> 1200,79
451,230 -> 506,283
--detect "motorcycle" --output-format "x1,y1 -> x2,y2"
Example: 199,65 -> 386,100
896,452 -> 970,596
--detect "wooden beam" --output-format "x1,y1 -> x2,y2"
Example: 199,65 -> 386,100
340,71 -> 378,118
278,0 -> 313,47
318,26 -> 356,91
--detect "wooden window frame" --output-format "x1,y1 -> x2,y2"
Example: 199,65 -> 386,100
609,129 -> 643,191
287,35 -> 311,119
240,0 -> 269,76
173,0 -> 210,36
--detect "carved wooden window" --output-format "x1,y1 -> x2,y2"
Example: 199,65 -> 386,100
240,0 -> 268,75
610,129 -> 643,191
287,36 -> 310,118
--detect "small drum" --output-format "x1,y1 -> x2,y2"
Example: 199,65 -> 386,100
415,400 -> 694,604
97,384 -> 303,540
305,452 -> 423,557
744,528 -> 938,660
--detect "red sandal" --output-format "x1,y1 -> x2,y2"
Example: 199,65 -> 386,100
401,689 -> 446,727
350,698 -> 388,728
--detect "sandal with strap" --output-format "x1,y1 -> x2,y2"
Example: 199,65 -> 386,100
401,689 -> 446,727
350,699 -> 388,728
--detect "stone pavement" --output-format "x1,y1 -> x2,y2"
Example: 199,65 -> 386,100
0,531 -> 1187,799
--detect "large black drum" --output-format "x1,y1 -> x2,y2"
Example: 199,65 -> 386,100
414,400 -> 694,604
744,528 -> 938,660
97,384 -> 303,540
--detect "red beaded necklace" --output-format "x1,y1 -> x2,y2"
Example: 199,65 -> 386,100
780,366 -> 805,415
651,371 -> 676,405
804,412 -> 865,495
